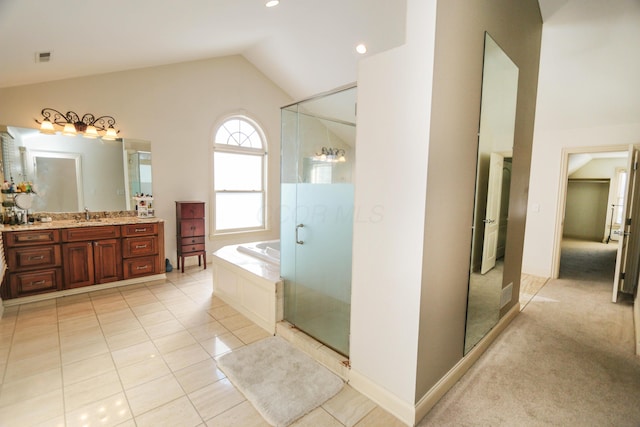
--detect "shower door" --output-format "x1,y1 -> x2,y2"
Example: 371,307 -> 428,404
281,86 -> 356,356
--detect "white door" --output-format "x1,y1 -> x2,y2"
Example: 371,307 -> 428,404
481,153 -> 504,274
613,146 -> 640,302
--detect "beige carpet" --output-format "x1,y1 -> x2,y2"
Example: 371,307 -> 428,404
419,239 -> 640,426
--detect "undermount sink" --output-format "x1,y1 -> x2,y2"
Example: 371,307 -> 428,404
74,218 -> 104,223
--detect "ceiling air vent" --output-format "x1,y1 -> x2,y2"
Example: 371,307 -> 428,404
35,51 -> 51,63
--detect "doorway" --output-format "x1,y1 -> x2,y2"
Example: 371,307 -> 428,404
552,146 -> 630,287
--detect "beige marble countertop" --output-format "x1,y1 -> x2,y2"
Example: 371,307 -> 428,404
0,216 -> 164,231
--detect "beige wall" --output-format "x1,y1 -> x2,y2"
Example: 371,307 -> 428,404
417,0 -> 542,402
350,0 -> 541,423
0,55 -> 291,263
564,180 -> 609,241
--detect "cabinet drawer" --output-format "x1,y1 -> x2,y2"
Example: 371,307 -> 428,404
9,268 -> 62,297
178,202 -> 205,219
123,256 -> 158,279
123,236 -> 158,258
121,223 -> 158,237
7,245 -> 61,270
179,219 -> 204,237
62,226 -> 120,242
181,243 -> 205,254
180,236 -> 205,246
4,230 -> 60,247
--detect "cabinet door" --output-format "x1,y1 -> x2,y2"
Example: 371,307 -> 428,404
179,202 -> 205,219
180,219 -> 205,237
62,242 -> 95,289
93,239 -> 123,284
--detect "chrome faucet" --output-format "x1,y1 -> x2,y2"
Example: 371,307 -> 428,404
84,207 -> 90,220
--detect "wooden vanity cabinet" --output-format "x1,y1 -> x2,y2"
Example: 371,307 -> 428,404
176,201 -> 206,273
121,222 -> 163,279
3,229 -> 62,298
1,220 -> 164,299
61,226 -> 122,288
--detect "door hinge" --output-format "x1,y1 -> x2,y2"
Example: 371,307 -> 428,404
620,272 -> 626,280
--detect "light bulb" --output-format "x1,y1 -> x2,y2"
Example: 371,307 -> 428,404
62,122 -> 77,136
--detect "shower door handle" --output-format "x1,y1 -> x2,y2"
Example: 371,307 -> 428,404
295,224 -> 304,244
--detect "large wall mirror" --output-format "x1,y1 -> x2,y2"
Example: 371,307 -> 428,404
0,125 -> 152,214
465,33 -> 519,354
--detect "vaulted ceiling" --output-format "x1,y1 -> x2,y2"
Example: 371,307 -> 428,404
0,0 -> 637,133
536,0 -> 640,131
0,0 -> 406,101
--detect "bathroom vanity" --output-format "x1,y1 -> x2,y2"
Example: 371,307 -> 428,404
0,216 -> 165,301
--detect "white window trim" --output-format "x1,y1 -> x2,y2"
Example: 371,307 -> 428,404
212,115 -> 268,236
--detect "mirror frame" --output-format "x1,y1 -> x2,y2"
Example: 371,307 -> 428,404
464,33 -> 519,354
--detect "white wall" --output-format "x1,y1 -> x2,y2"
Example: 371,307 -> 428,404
0,55 -> 291,265
349,0 -> 436,413
523,124 -> 640,277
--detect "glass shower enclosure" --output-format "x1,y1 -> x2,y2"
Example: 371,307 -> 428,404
280,85 -> 356,356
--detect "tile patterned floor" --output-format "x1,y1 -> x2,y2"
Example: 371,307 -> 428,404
0,266 -> 405,427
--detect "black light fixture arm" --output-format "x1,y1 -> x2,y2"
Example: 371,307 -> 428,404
39,107 -> 74,126
36,108 -> 120,138
90,115 -> 117,132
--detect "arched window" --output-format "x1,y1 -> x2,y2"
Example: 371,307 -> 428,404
213,116 -> 267,233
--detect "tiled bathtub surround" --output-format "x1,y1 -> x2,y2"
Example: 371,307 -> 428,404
0,267 -> 404,426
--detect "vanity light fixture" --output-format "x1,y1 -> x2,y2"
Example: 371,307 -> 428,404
314,147 -> 346,163
36,108 -> 120,140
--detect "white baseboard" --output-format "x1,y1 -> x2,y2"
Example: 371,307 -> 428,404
348,368 -> 415,426
348,304 -> 520,426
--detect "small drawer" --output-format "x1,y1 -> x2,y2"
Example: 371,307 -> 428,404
7,245 -> 62,271
123,256 -> 158,279
9,268 -> 62,298
62,226 -> 120,242
4,229 -> 60,247
181,243 -> 205,254
123,236 -> 158,258
180,236 -> 205,246
121,223 -> 158,237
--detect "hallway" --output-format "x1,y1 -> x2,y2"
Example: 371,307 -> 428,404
419,239 -> 640,426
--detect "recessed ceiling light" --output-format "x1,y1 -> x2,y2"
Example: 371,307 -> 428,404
356,44 -> 367,54
265,0 -> 279,7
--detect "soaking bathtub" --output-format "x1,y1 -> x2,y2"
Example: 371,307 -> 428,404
211,240 -> 283,334
236,240 -> 280,265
